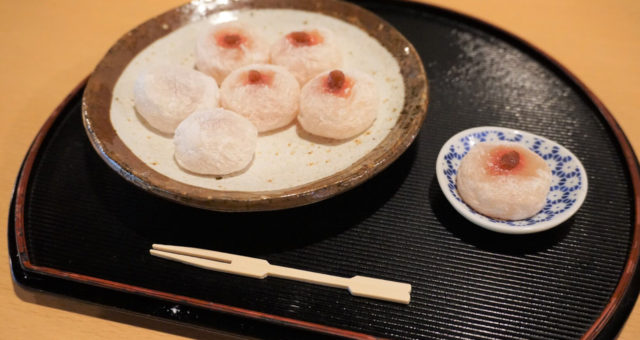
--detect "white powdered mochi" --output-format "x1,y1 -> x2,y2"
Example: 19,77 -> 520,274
195,21 -> 269,83
133,64 -> 219,134
174,108 -> 257,175
220,64 -> 299,132
270,27 -> 342,84
299,69 -> 378,140
457,142 -> 552,220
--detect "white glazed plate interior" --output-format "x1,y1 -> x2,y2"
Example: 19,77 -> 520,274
110,9 -> 405,193
436,126 -> 588,234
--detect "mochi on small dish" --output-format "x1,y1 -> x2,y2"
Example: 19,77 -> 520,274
456,142 -> 552,220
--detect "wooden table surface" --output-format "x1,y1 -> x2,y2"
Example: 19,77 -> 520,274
1,1 -> 638,339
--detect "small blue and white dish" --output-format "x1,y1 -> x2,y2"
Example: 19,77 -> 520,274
435,126 -> 588,234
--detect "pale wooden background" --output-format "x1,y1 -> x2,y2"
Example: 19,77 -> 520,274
1,1 -> 638,339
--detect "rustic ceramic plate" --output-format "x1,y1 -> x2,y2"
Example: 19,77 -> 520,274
82,0 -> 427,212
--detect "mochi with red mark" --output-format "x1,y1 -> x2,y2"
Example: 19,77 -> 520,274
270,28 -> 342,84
298,69 -> 378,140
456,142 -> 552,220
195,22 -> 269,83
220,64 -> 300,132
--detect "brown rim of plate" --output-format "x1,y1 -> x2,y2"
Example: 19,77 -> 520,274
81,0 -> 429,212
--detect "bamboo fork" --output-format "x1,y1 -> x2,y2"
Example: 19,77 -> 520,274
150,244 -> 411,304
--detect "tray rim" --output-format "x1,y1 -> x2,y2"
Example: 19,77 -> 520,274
12,0 -> 640,338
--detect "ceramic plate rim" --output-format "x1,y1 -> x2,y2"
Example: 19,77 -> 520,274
436,126 -> 588,234
81,0 -> 428,212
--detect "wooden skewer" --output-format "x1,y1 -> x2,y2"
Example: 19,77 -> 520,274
150,244 -> 411,304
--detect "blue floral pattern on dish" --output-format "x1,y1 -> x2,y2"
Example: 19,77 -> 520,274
441,129 -> 584,227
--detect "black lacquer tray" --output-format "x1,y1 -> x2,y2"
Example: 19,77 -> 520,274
10,0 -> 640,339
